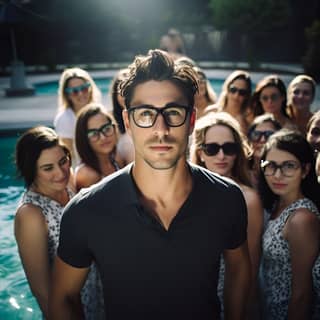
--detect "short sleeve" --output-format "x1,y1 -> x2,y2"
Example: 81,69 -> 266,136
54,109 -> 76,139
57,199 -> 93,268
224,184 -> 248,249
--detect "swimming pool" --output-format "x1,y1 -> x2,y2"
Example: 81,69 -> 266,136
33,78 -> 225,96
0,135 -> 42,319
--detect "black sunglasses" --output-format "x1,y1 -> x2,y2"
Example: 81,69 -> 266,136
249,130 -> 275,142
310,127 -> 320,136
201,142 -> 239,156
228,85 -> 248,96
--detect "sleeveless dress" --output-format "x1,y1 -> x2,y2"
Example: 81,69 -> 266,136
18,189 -> 105,320
260,198 -> 320,320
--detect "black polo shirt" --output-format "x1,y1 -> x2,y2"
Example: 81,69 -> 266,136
58,163 -> 247,320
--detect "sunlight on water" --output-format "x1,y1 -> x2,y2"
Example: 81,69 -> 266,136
0,136 -> 42,319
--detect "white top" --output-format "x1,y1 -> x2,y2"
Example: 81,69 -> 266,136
54,108 -> 76,139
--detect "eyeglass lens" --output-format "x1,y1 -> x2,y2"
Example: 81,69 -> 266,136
87,122 -> 114,141
261,160 -> 300,177
228,85 -> 248,96
202,142 -> 238,156
260,93 -> 280,102
250,130 -> 275,142
65,82 -> 90,95
129,104 -> 190,128
310,127 -> 320,136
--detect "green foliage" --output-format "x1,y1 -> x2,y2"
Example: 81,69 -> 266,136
209,0 -> 291,34
303,20 -> 320,82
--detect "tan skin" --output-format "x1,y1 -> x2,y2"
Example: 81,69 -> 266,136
49,80 -> 251,320
265,148 -> 320,319
198,125 -> 263,316
75,112 -> 125,190
15,146 -> 72,319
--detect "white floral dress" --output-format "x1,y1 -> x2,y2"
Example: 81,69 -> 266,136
18,189 -> 105,320
260,198 -> 320,320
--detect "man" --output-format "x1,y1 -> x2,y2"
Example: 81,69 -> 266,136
49,49 -> 251,320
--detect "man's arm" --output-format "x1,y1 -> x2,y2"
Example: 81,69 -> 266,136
49,256 -> 90,320
223,241 -> 251,320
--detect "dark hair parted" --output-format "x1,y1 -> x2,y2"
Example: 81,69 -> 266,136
75,103 -> 118,175
252,75 -> 289,117
15,126 -> 71,188
258,129 -> 320,211
120,49 -> 199,108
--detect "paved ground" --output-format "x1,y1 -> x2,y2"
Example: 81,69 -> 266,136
0,67 -> 319,133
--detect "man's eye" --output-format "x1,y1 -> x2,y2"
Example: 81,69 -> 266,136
140,110 -> 154,117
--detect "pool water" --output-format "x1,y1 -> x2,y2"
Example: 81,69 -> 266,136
0,136 -> 42,319
33,78 -> 225,96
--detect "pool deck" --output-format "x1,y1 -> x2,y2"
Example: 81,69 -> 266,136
0,67 -> 319,132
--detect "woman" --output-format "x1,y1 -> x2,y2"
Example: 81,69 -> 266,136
247,113 -> 282,187
306,110 -> 320,153
54,67 -> 101,164
251,75 -> 295,130
190,112 -> 263,317
205,70 -> 253,133
193,67 -> 217,119
287,75 -> 316,134
14,126 -> 74,318
258,129 -> 320,319
14,126 -> 104,319
75,103 -> 125,190
110,69 -> 134,165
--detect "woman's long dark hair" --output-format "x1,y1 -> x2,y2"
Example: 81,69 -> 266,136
258,129 -> 320,211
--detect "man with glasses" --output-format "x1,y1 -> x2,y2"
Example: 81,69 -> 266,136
50,49 -> 251,320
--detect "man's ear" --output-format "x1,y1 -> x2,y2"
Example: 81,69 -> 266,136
188,108 -> 196,135
122,109 -> 131,135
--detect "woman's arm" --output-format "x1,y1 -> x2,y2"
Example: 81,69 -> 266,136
14,204 -> 50,318
284,208 -> 320,320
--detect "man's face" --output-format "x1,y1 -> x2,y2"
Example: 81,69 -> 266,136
123,80 -> 195,170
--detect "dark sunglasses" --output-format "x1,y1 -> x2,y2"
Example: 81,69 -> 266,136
201,142 -> 239,156
249,130 -> 275,142
310,127 -> 320,136
65,82 -> 91,96
228,85 -> 248,96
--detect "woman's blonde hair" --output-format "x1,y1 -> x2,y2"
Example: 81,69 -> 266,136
190,112 -> 252,186
57,67 -> 101,111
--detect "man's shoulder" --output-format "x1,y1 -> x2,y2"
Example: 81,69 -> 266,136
65,164 -> 134,212
190,163 -> 240,192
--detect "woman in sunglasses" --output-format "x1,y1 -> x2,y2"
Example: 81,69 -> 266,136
75,103 -> 124,190
190,112 -> 263,318
258,129 -> 320,320
205,70 -> 253,133
287,75 -> 316,134
251,75 -> 295,130
247,113 -> 282,187
54,67 -> 101,165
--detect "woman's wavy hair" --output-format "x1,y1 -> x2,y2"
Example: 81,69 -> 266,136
190,111 -> 253,186
75,103 -> 119,175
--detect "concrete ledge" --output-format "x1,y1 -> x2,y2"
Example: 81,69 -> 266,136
5,87 -> 35,97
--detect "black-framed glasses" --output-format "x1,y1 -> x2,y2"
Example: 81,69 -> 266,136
65,82 -> 91,96
228,85 -> 248,96
249,130 -> 275,142
127,103 -> 191,128
87,122 -> 115,142
260,93 -> 281,103
310,127 -> 320,137
260,160 -> 300,177
201,142 -> 239,156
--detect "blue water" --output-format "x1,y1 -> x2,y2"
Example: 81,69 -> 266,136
33,78 -> 224,97
0,136 -> 42,319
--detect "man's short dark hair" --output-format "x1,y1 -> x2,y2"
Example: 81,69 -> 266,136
120,49 -> 199,108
